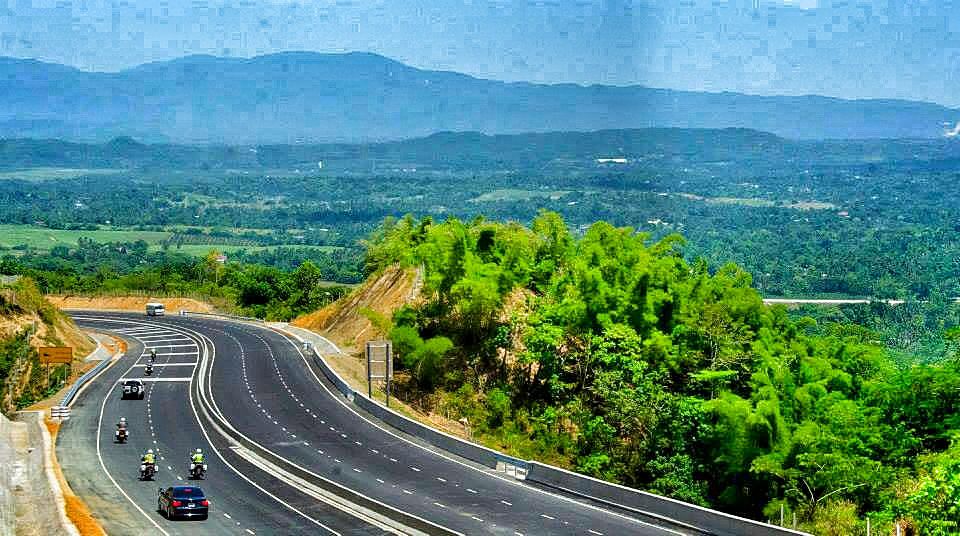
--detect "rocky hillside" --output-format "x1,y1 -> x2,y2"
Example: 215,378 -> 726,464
292,265 -> 418,352
0,278 -> 94,413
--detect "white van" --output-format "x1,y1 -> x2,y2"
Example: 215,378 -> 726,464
145,302 -> 166,316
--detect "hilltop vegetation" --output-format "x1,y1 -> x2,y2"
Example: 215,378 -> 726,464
358,212 -> 960,534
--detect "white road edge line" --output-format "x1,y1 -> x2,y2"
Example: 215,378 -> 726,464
92,328 -> 171,535
276,326 -> 686,535
191,322 -> 459,536
81,317 -> 346,536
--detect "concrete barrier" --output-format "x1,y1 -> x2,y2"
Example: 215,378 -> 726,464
526,462 -> 807,536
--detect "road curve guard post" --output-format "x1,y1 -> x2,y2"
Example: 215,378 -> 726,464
50,405 -> 70,421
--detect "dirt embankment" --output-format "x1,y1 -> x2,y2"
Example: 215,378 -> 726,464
46,295 -> 215,314
1,280 -> 97,413
290,266 -> 484,439
292,265 -> 417,352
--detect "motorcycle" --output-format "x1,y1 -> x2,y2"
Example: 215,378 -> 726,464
139,462 -> 157,481
189,462 -> 207,479
145,364 -> 154,376
115,428 -> 128,443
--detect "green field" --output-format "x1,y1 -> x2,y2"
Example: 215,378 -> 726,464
0,168 -> 126,181
0,225 -> 172,249
159,244 -> 342,256
0,225 -> 341,257
470,189 -> 571,202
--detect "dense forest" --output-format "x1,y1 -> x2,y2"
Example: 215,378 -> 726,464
361,212 -> 960,535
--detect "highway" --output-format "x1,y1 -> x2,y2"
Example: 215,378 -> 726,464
58,312 -> 693,535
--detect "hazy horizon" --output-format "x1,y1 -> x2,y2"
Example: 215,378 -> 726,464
2,1 -> 958,108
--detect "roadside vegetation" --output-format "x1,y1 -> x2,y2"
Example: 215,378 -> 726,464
0,278 -> 94,412
359,212 -> 960,534
0,241 -> 354,321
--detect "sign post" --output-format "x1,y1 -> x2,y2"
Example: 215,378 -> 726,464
39,347 -> 73,365
365,340 -> 393,406
40,346 -> 73,387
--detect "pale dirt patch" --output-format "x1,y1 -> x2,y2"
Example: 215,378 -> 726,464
293,265 -> 415,353
292,265 -> 477,439
46,295 -> 215,314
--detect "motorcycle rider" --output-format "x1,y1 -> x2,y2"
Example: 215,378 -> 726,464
149,348 -> 157,362
142,448 -> 156,466
145,362 -> 154,375
190,448 -> 205,477
116,417 -> 128,441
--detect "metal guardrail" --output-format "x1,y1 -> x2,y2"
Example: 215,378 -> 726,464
60,357 -> 112,407
180,310 -> 265,323
219,317 -> 809,535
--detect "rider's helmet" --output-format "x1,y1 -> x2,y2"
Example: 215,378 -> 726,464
120,417 -> 126,423
196,448 -> 202,454
147,449 -> 154,454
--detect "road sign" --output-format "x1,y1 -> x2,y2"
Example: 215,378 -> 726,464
366,340 -> 393,405
39,346 -> 72,364
50,405 -> 70,420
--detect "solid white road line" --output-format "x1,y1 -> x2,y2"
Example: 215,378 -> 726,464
94,336 -> 170,534
132,362 -> 198,367
118,377 -> 193,382
276,327 -> 686,535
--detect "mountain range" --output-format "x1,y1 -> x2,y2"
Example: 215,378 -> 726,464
1,52 -> 958,144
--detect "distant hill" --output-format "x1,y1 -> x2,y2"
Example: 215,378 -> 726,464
3,128 -> 960,174
1,52 -> 957,143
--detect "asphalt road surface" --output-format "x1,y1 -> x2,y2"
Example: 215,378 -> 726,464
59,312 -> 690,536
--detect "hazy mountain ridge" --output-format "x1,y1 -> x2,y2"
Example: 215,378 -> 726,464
0,53 -> 957,143
3,128 -> 960,176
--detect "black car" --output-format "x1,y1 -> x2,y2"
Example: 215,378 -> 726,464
157,485 -> 209,520
121,379 -> 145,400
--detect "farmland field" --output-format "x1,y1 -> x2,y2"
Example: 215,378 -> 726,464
0,167 -> 126,181
0,225 -> 171,249
163,244 -> 342,256
0,225 -> 342,258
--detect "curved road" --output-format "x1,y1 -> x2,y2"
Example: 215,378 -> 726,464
59,312 -> 688,535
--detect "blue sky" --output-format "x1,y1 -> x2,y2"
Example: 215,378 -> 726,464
1,0 -> 958,107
